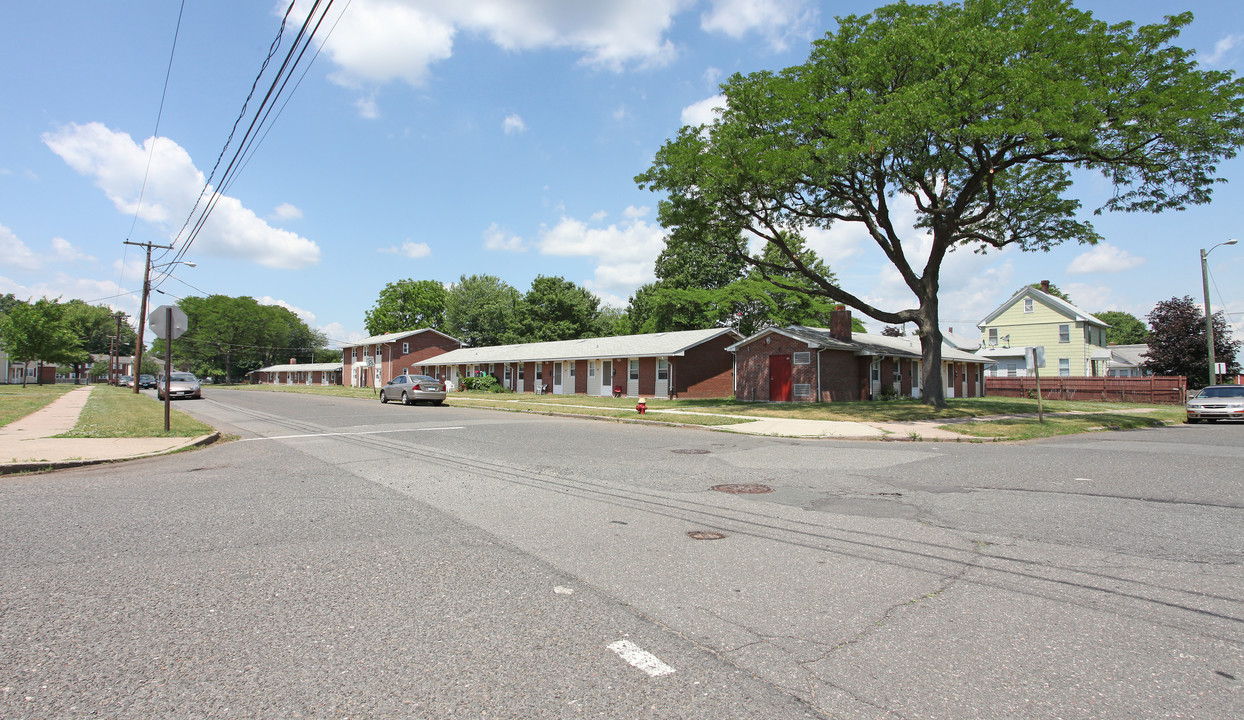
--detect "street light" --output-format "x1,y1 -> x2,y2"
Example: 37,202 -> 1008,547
1201,238 -> 1237,387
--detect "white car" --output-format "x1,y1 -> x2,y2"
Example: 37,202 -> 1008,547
1185,385 -> 1244,423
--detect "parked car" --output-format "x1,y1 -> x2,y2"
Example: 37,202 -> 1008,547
157,372 -> 202,400
379,374 -> 446,406
138,374 -> 157,389
120,375 -> 134,387
1186,385 -> 1244,423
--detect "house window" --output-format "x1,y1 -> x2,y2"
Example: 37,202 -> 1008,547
1024,298 -> 1034,313
1007,363 -> 1017,377
402,342 -> 409,354
504,365 -> 512,382
986,363 -> 998,377
657,358 -> 668,380
988,328 -> 998,346
353,349 -> 359,360
569,362 -> 575,377
374,347 -> 382,357
1059,358 -> 1070,376
629,359 -> 639,380
588,362 -> 595,378
535,365 -> 542,380
793,383 -> 812,398
519,365 -> 525,380
793,352 -> 811,365
1059,324 -> 1070,343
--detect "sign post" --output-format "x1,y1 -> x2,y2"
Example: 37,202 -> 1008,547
1027,346 -> 1046,423
149,305 -> 188,431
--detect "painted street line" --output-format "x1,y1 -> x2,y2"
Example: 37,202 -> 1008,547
607,640 -> 676,677
241,427 -> 465,441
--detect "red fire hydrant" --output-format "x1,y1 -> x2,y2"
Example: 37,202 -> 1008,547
636,398 -> 647,414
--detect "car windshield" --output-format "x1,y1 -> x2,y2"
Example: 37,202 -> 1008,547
1197,386 -> 1244,398
412,376 -> 438,383
171,373 -> 196,382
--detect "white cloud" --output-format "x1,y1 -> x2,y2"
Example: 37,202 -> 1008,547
1062,283 -> 1114,312
259,296 -> 316,323
537,206 -> 666,299
681,94 -> 726,126
0,224 -> 95,272
0,272 -> 138,318
43,122 -> 321,270
1198,34 -> 1240,68
1066,242 -> 1146,274
502,113 -> 528,135
378,240 -> 432,258
700,0 -> 816,51
483,222 -> 526,252
0,224 -> 43,272
272,203 -> 303,221
300,0 -> 706,109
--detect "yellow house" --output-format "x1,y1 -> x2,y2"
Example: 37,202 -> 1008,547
977,282 -> 1111,377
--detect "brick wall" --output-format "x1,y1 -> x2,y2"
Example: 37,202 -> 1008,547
675,334 -> 737,399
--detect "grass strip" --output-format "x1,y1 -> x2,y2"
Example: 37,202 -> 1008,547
0,384 -> 78,427
55,385 -> 215,438
940,411 -> 1180,440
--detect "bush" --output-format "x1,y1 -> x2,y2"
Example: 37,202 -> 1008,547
461,374 -> 500,392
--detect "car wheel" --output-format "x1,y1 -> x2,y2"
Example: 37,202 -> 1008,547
432,400 -> 444,406
380,391 -> 388,403
402,392 -> 410,405
1186,418 -> 1201,424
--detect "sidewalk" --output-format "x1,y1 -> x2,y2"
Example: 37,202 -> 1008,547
0,386 -> 218,475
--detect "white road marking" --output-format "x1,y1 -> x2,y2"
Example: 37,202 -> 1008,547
607,640 -> 675,677
241,427 -> 465,441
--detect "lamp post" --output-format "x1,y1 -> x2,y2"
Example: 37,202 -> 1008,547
1200,238 -> 1238,387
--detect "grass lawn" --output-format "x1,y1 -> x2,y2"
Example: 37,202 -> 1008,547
54,385 -> 216,438
0,384 -> 77,427
228,383 -> 1183,438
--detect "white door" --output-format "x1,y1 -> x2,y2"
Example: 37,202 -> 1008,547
869,360 -> 881,398
626,358 -> 639,397
601,361 -> 612,396
945,364 -> 955,398
587,360 -> 600,396
655,358 -> 669,399
552,362 -> 563,394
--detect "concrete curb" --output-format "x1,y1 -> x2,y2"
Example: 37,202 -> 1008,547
0,432 -> 223,476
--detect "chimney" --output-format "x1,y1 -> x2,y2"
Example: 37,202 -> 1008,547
830,307 -> 853,341
290,358 -> 297,364
1040,280 -> 1050,293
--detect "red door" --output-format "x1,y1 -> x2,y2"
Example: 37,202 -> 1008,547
769,355 -> 792,402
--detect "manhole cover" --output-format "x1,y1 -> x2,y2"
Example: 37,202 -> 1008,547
712,483 -> 773,494
672,449 -> 710,455
687,531 -> 726,540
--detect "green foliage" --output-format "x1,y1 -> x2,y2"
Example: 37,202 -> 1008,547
0,298 -> 78,385
1144,296 -> 1239,389
162,295 -> 329,382
460,374 -> 502,392
1094,310 -> 1149,345
365,279 -> 448,336
636,0 -> 1244,406
444,274 -> 520,347
507,276 -> 601,343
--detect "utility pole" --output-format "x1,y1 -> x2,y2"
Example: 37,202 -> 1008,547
123,240 -> 173,394
110,311 -> 127,385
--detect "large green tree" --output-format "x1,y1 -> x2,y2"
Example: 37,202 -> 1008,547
1095,310 -> 1149,345
364,279 -> 447,336
0,298 -> 77,386
1144,296 -> 1239,389
507,276 -> 601,343
60,300 -> 134,383
637,0 -> 1244,406
444,274 -> 520,348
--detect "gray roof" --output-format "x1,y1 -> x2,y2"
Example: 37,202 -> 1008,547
339,327 -> 460,349
1106,344 -> 1148,369
978,286 -> 1108,328
421,328 -> 740,365
251,362 -> 343,373
729,325 -> 992,364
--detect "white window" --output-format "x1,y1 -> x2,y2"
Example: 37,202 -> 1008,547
1007,363 -> 1017,377
629,359 -> 639,380
402,342 -> 409,354
1023,298 -> 1034,313
588,362 -> 596,378
1059,324 -> 1070,343
519,365 -> 525,380
353,349 -> 359,360
374,347 -> 381,357
988,328 -> 998,346
657,358 -> 669,379
535,365 -> 542,380
1059,358 -> 1070,376
793,352 -> 811,365
569,362 -> 575,377
504,365 -> 512,382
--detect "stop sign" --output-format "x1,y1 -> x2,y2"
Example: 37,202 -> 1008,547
148,304 -> 189,340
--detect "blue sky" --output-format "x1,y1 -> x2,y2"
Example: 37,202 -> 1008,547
2,0 -> 1242,349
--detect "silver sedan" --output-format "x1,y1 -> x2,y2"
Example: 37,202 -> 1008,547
1186,384 -> 1244,423
379,374 -> 446,406
157,372 -> 202,400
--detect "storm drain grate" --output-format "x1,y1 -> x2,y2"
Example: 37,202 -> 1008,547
712,483 -> 773,494
672,449 -> 710,455
687,531 -> 726,540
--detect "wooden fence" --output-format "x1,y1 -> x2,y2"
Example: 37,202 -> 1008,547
984,376 -> 1187,404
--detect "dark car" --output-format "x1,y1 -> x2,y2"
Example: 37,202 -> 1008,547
379,374 -> 446,406
138,374 -> 157,389
1186,385 -> 1244,423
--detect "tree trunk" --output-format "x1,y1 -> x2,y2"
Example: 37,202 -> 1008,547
916,305 -> 947,408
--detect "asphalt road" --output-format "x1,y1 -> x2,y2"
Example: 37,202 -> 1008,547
1,389 -> 1240,719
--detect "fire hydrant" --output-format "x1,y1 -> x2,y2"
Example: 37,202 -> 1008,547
636,398 -> 647,414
